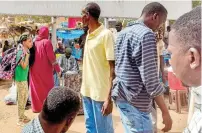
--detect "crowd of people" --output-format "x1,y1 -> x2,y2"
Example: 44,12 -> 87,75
0,1 -> 201,133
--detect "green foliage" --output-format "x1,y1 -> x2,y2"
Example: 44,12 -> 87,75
15,16 -> 51,23
192,0 -> 201,8
31,16 -> 51,23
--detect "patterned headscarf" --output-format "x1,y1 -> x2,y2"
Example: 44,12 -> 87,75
18,32 -> 30,43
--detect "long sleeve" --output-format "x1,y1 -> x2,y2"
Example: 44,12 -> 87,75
137,32 -> 165,98
44,40 -> 60,73
58,56 -> 64,72
71,58 -> 79,72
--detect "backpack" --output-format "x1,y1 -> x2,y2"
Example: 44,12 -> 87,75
0,45 -> 24,80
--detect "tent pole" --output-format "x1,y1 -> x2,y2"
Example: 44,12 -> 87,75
104,18 -> 109,28
51,16 -> 57,51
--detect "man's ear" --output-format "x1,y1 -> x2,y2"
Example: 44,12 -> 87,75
153,13 -> 158,20
188,48 -> 201,69
66,117 -> 73,125
65,113 -> 77,126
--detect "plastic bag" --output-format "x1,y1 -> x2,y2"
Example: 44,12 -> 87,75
4,83 -> 17,105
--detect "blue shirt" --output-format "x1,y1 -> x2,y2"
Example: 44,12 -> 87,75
22,117 -> 44,133
112,21 -> 165,112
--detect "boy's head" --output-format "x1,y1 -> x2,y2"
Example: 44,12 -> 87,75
168,6 -> 201,87
41,87 -> 81,133
19,32 -> 33,49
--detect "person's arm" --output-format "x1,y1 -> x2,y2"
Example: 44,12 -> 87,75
58,56 -> 64,73
20,52 -> 30,69
137,32 -> 172,132
107,61 -> 115,100
101,30 -> 115,116
101,60 -> 115,116
137,32 -> 165,97
44,40 -> 60,73
71,58 -> 79,72
154,95 -> 172,132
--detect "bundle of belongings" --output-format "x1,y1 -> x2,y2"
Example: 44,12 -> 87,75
4,83 -> 17,105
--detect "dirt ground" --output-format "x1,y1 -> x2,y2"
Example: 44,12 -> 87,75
0,80 -> 188,133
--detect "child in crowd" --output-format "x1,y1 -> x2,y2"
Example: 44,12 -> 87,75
15,33 -> 33,126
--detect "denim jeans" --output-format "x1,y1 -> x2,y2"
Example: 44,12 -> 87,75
115,100 -> 153,133
53,73 -> 60,86
150,107 -> 157,133
82,96 -> 114,133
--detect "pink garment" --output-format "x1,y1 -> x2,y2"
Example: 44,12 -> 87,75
29,26 -> 60,113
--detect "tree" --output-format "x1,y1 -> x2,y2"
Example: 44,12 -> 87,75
15,15 -> 51,23
192,0 -> 201,8
30,16 -> 51,23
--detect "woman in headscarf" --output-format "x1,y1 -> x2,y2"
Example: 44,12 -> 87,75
29,26 -> 60,113
2,40 -> 10,56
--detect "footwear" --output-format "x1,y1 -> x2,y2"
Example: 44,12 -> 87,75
22,116 -> 31,123
25,105 -> 31,110
17,116 -> 31,126
26,101 -> 31,106
17,121 -> 25,126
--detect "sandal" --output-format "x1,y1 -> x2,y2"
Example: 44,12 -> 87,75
17,116 -> 30,126
22,116 -> 31,123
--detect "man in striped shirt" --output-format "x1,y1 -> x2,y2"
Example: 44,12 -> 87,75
112,2 -> 172,133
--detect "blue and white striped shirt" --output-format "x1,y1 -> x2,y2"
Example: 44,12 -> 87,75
112,21 -> 165,112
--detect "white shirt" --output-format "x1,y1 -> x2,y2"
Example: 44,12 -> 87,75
184,86 -> 202,133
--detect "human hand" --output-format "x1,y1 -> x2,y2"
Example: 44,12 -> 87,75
58,71 -> 62,78
162,112 -> 172,132
101,99 -> 113,116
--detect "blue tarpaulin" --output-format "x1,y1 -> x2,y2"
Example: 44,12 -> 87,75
56,29 -> 84,59
56,30 -> 84,40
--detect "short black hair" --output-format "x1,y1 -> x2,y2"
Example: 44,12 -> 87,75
141,2 -> 167,16
167,26 -> 171,32
85,2 -> 101,20
4,40 -> 9,47
115,21 -> 122,27
42,87 -> 81,124
171,6 -> 201,50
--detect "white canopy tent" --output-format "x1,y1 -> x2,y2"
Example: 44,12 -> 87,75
0,1 -> 192,20
0,1 -> 192,49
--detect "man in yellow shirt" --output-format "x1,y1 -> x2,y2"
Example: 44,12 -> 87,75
81,2 -> 115,133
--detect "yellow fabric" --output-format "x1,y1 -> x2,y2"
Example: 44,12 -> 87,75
81,25 -> 115,101
56,54 -> 63,60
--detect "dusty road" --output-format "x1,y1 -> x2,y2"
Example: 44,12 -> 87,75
0,80 -> 187,133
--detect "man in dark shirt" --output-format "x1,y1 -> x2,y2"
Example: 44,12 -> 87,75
55,41 -> 65,54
